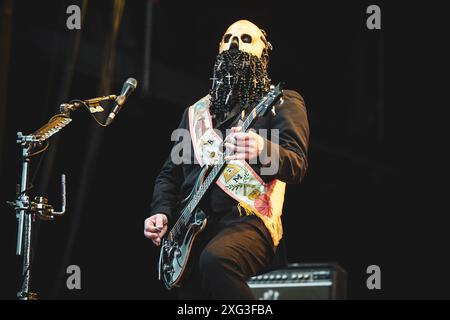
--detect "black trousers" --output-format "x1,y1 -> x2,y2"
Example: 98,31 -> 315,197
177,215 -> 275,300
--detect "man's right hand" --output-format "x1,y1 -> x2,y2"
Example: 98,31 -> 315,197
144,213 -> 168,246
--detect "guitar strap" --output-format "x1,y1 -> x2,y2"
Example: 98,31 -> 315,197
188,95 -> 285,246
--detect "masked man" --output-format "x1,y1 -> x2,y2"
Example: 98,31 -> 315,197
144,20 -> 309,299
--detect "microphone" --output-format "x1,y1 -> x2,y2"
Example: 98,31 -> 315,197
105,78 -> 137,126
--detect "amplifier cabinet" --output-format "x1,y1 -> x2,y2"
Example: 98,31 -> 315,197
247,263 -> 347,300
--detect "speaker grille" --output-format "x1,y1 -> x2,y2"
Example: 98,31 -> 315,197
247,263 -> 347,300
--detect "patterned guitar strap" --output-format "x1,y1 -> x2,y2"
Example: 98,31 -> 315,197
188,95 -> 285,246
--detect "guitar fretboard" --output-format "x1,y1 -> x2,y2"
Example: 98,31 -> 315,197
169,86 -> 280,238
183,106 -> 259,214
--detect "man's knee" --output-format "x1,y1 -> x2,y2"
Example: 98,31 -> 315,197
199,247 -> 222,275
197,246 -> 254,299
199,247 -> 240,278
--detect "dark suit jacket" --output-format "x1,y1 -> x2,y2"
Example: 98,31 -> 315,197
150,89 -> 310,269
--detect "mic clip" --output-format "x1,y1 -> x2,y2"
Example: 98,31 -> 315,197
60,95 -> 117,114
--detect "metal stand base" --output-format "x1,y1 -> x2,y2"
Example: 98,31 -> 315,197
17,291 -> 37,301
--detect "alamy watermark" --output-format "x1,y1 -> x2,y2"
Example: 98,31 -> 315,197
170,128 -> 280,176
366,265 -> 381,290
366,5 -> 381,30
66,265 -> 81,290
66,5 -> 81,30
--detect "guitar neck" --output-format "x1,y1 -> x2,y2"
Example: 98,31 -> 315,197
183,103 -> 261,213
170,84 -> 281,237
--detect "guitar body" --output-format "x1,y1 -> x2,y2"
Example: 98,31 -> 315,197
158,208 -> 208,290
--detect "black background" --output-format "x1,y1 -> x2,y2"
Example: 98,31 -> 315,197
0,0 -> 448,299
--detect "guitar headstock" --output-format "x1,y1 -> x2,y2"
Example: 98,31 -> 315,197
240,83 -> 284,132
258,82 -> 284,117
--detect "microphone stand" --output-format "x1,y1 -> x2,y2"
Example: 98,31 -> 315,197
7,94 -> 115,300
14,133 -> 39,300
8,118 -> 70,300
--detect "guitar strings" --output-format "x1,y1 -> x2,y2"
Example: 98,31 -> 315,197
168,97 -> 270,239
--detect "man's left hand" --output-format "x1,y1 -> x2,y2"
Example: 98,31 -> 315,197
224,126 -> 265,161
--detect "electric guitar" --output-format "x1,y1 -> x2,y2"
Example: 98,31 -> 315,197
158,83 -> 283,289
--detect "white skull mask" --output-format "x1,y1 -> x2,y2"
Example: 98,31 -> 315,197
219,20 -> 271,58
